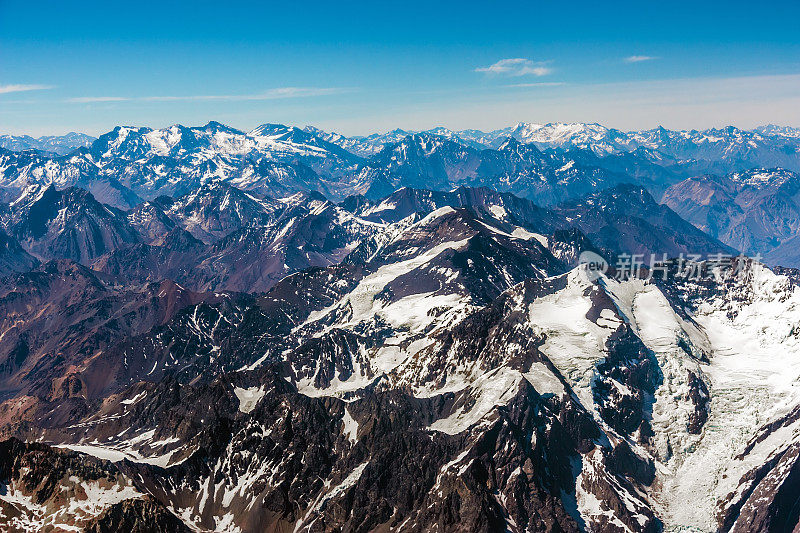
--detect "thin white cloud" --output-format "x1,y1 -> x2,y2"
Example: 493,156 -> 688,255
505,82 -> 565,88
67,87 -> 348,104
624,55 -> 658,63
68,96 -> 131,103
0,84 -> 55,95
316,73 -> 800,136
475,58 -> 552,77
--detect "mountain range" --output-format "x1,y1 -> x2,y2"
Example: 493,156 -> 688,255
663,168 -> 800,266
0,121 -> 799,532
0,132 -> 96,155
3,121 -> 799,206
2,121 -> 800,269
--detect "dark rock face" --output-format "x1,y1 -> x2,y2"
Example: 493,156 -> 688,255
0,439 -> 117,502
0,228 -> 38,276
718,405 -> 800,532
0,260 -> 225,427
90,227 -> 207,285
593,326 -> 660,436
346,185 -> 562,231
61,366 -> 602,532
721,442 -> 800,533
93,186 -> 378,293
555,183 -> 737,259
0,438 -> 172,532
2,185 -> 140,263
85,496 -> 192,533
685,370 -> 710,434
0,181 -> 378,294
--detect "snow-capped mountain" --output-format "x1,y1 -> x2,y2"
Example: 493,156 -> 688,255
0,180 -> 729,295
0,122 -> 364,210
489,123 -> 800,176
150,180 -> 282,244
754,124 -> 800,138
0,147 -> 143,209
355,133 -> 652,205
0,132 -> 96,155
4,203 -> 798,531
87,121 -> 362,201
493,122 -> 634,153
3,121 -> 800,213
233,122 -> 800,178
98,186 -> 382,293
302,126 -> 415,157
312,122 -> 800,176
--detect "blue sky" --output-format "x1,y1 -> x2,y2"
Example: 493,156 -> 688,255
2,0 -> 799,136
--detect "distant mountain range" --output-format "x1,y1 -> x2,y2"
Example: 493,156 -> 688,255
304,122 -> 800,162
2,121 -> 798,206
0,131 -> 96,154
3,121 -> 800,270
6,121 -> 800,159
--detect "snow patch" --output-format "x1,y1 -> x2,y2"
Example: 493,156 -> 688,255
233,385 -> 266,414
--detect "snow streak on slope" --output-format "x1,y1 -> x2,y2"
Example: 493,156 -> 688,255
527,268 -> 621,411
427,367 -> 523,435
55,428 -> 186,469
295,209 -> 476,396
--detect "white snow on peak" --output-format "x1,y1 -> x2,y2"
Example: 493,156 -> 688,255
234,385 -> 266,414
730,168 -> 796,188
488,204 -> 507,220
414,205 -> 456,226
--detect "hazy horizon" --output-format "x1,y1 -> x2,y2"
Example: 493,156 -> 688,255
3,113 -> 800,140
